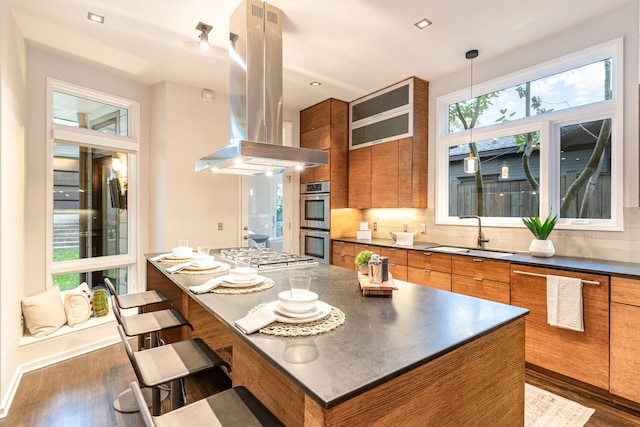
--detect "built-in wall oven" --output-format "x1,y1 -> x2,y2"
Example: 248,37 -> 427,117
300,181 -> 330,263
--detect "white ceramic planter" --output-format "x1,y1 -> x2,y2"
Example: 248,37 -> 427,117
529,239 -> 555,257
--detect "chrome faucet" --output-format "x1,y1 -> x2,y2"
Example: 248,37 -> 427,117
459,215 -> 489,249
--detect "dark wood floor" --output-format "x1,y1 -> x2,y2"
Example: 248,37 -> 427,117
1,343 -> 639,426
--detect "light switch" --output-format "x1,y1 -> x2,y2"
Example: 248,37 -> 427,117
218,222 -> 223,231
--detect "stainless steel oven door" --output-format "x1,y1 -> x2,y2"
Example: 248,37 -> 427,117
300,193 -> 330,230
300,229 -> 330,264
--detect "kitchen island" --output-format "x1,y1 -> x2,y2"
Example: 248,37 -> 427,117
146,255 -> 529,426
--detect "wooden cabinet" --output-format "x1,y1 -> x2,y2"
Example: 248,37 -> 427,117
610,276 -> 640,402
407,250 -> 451,291
348,146 -> 371,208
451,255 -> 510,304
380,247 -> 408,281
510,265 -> 609,390
348,77 -> 428,209
331,241 -> 356,270
300,99 -> 348,208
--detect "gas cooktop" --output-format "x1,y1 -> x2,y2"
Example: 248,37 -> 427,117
218,247 -> 318,271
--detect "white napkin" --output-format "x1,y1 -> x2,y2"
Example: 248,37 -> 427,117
150,253 -> 171,262
547,275 -> 584,332
235,307 -> 279,334
189,277 -> 224,294
166,262 -> 190,273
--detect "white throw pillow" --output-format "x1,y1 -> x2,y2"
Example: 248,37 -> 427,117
21,286 -> 67,337
64,282 -> 93,327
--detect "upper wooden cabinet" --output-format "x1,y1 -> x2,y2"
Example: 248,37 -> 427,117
348,77 -> 428,208
300,98 -> 348,208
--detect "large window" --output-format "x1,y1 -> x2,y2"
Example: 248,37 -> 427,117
436,39 -> 622,231
48,79 -> 139,293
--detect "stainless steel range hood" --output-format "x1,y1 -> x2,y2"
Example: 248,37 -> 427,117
196,0 -> 328,175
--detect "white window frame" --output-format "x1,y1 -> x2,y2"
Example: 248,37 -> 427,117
46,78 -> 141,289
436,38 -> 623,231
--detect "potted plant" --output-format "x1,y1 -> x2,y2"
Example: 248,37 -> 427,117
522,213 -> 558,257
354,250 -> 374,275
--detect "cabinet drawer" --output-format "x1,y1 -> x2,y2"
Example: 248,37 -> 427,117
332,241 -> 355,256
408,251 -> 451,273
332,253 -> 355,270
388,264 -> 407,282
611,276 -> 640,306
301,125 -> 331,150
380,247 -> 408,265
452,275 -> 510,304
407,267 -> 451,291
451,255 -> 510,282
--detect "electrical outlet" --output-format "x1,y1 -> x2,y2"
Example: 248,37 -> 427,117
373,222 -> 378,231
218,222 -> 223,231
403,223 -> 408,232
421,224 -> 426,233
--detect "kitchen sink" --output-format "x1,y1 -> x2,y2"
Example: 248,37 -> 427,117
429,246 -> 514,257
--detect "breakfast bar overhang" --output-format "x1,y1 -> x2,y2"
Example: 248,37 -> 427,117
146,255 -> 529,426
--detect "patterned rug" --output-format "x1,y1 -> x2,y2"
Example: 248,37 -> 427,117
525,383 -> 595,427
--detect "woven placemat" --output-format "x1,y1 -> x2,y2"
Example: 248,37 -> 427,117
211,278 -> 274,294
249,302 -> 345,337
179,263 -> 231,275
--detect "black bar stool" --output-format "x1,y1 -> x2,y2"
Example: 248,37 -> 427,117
118,325 -> 231,416
111,296 -> 194,413
104,277 -> 171,312
130,381 -> 284,426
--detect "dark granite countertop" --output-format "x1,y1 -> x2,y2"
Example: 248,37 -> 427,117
332,237 -> 640,278
146,255 -> 528,409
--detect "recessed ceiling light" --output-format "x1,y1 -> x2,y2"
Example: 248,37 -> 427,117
87,12 -> 105,24
414,18 -> 432,29
310,81 -> 321,87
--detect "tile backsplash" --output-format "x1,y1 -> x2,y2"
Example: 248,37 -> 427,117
332,207 -> 640,264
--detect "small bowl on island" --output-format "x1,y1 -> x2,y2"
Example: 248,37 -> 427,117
190,253 -> 214,266
278,290 -> 318,313
229,267 -> 258,282
172,246 -> 192,258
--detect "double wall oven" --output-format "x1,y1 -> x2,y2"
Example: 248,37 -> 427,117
300,181 -> 330,263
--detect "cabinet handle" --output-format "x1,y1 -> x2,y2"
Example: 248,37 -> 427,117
389,248 -> 396,252
423,253 -> 432,256
473,277 -> 483,281
473,258 -> 483,262
423,269 -> 431,273
390,263 -> 397,267
512,270 -> 600,286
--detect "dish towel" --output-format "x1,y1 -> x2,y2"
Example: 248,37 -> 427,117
189,277 -> 224,294
235,307 -> 279,335
547,275 -> 584,332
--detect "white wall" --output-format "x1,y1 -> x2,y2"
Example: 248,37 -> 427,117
150,81 -> 240,251
0,0 -> 26,415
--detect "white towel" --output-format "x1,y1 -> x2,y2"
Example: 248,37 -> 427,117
166,262 -> 190,273
150,252 -> 171,262
235,307 -> 279,335
189,277 -> 224,294
547,275 -> 584,332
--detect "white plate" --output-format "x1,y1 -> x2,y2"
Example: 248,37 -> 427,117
274,303 -> 320,319
184,261 -> 223,271
220,275 -> 265,288
265,301 -> 332,324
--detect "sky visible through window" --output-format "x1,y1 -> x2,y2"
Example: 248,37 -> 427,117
449,59 -> 611,133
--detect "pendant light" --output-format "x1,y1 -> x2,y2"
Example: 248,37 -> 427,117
464,49 -> 479,174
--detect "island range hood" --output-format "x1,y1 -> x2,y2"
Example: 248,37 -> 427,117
196,0 -> 328,175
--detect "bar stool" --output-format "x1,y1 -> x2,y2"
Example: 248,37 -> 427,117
111,296 -> 194,413
104,277 -> 171,312
118,325 -> 231,416
130,381 -> 284,427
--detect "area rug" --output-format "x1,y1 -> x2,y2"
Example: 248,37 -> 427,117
525,383 -> 595,427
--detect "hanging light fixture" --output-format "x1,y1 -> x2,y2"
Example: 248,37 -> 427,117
464,49 -> 479,174
196,22 -> 212,50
